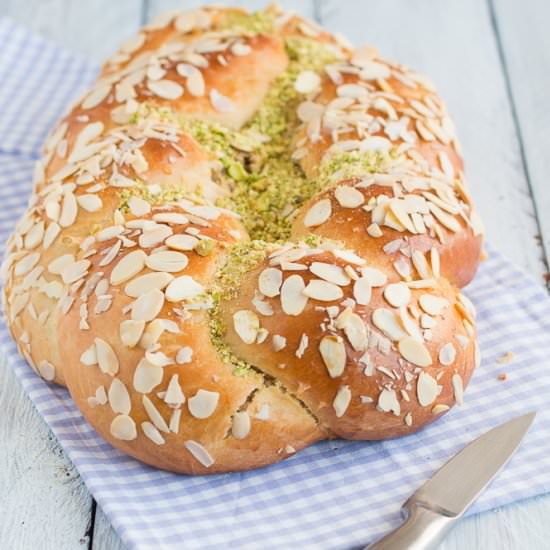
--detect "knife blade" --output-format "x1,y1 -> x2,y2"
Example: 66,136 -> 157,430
365,411 -> 536,550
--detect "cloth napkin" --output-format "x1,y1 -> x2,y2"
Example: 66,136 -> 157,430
1,17 -> 550,550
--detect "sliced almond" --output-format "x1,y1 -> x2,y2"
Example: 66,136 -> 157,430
95,338 -> 119,376
141,421 -> 165,445
353,277 -> 371,305
333,385 -> 352,417
335,308 -> 368,351
131,288 -> 165,322
147,79 -> 184,99
188,389 -> 219,419
319,335 -> 346,378
120,319 -> 145,347
125,272 -> 173,297
334,186 -> 364,208
399,337 -> 432,367
452,373 -> 464,405
383,282 -> 411,308
133,358 -> 163,393
310,262 -> 350,286
280,275 -> 308,316
145,250 -> 188,272
80,343 -> 97,366
184,440 -> 214,468
303,279 -> 343,301
108,378 -> 131,415
419,294 -> 449,316
294,70 -> 321,94
439,342 -> 456,366
165,275 -> 204,302
165,234 -> 198,251
143,395 -> 169,433
304,199 -> 331,227
111,250 -> 147,285
164,374 -> 185,406
233,310 -> 260,344
232,411 -> 251,439
377,388 -> 400,415
417,372 -> 440,406
258,267 -> 283,297
110,415 -> 137,440
372,309 -> 407,341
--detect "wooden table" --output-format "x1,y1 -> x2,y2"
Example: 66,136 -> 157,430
1,1 -> 549,548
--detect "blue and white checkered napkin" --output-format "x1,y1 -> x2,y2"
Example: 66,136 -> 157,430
1,17 -> 550,550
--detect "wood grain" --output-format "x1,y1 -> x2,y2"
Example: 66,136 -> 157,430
491,0 -> 550,281
1,0 -> 143,62
0,354 -> 92,549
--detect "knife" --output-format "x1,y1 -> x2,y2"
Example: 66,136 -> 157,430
365,411 -> 536,550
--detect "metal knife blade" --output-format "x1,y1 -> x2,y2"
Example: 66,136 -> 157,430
409,411 -> 536,517
366,412 -> 536,550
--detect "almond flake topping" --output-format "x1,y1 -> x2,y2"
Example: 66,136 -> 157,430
419,294 -> 449,316
143,395 -> 169,433
303,279 -> 343,301
304,199 -> 331,227
232,412 -> 251,440
258,267 -> 283,297
319,335 -> 346,378
125,272 -> 174,297
417,372 -> 440,406
333,385 -> 352,417
82,84 -> 111,109
334,186 -> 364,208
377,388 -> 400,415
353,277 -> 371,305
128,197 -> 151,217
95,337 -> 119,376
384,282 -> 411,308
120,319 -> 146,347
164,374 -> 185,406
111,250 -> 147,285
141,422 -> 165,445
335,308 -> 368,351
110,415 -> 137,441
233,310 -> 260,344
372,309 -> 407,341
80,343 -> 98,366
310,262 -> 350,286
165,234 -> 199,251
176,346 -> 193,364
131,288 -> 165,322
133,358 -> 163,394
147,79 -> 184,99
120,32 -> 145,54
280,274 -> 308,316
439,342 -> 456,366
108,378 -> 131,415
165,275 -> 204,302
399,336 -> 432,367
77,194 -> 102,212
37,360 -> 55,382
184,440 -> 214,468
188,389 -> 219,419
210,89 -> 235,112
452,373 -> 464,405
145,251 -> 188,272
294,70 -> 321,94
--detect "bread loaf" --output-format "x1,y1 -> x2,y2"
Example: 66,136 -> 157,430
2,4 -> 483,474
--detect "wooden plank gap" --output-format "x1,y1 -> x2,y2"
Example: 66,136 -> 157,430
87,500 -> 97,550
487,0 -> 550,285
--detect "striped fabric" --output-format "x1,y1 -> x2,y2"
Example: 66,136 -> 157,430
1,17 -> 550,550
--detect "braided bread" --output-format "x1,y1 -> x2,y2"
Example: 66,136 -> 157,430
2,4 -> 484,474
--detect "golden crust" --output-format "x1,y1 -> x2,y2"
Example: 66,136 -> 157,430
2,4 -> 483,474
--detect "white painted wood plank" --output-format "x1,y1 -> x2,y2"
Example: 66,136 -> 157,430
492,0 -> 550,277
92,506 -> 126,550
146,0 -> 316,21
1,0 -> 143,62
318,0 -> 546,281
0,354 -> 92,549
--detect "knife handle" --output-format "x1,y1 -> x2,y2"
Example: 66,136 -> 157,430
364,500 -> 457,550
